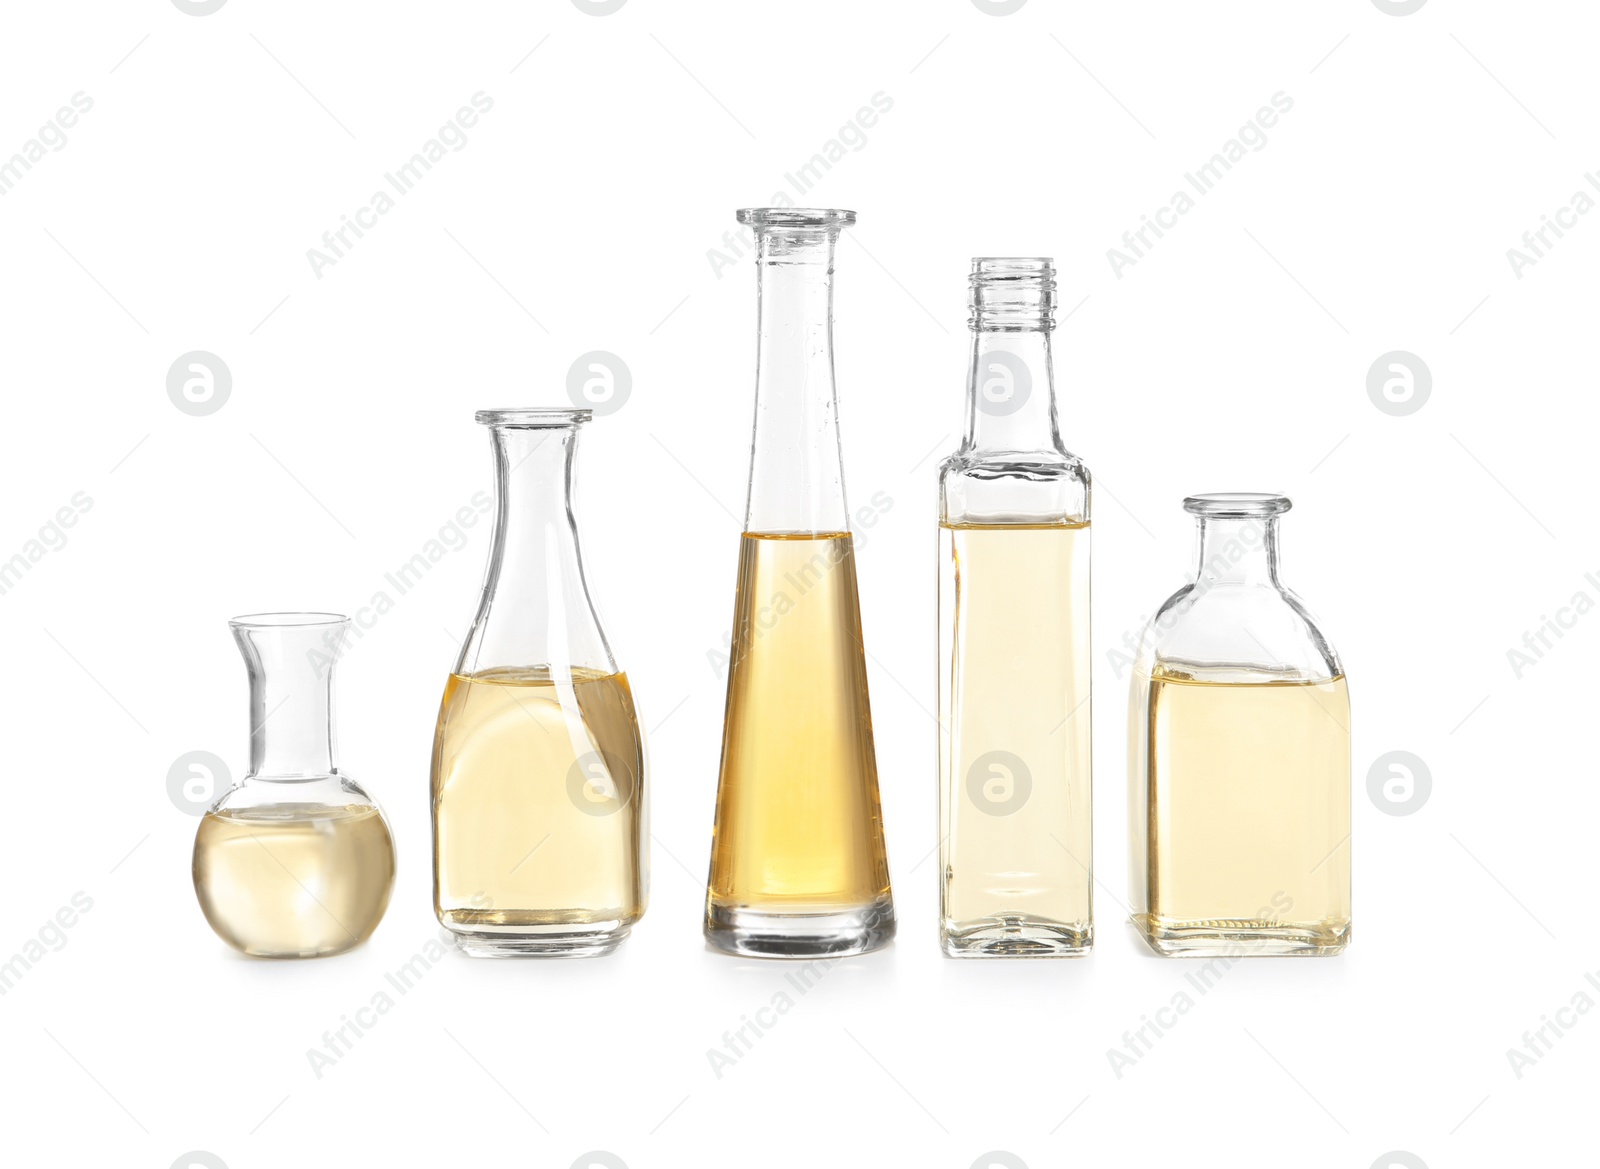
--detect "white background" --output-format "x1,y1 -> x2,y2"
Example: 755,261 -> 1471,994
0,1 -> 1592,1166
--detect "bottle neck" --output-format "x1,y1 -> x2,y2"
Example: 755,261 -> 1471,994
963,329 -> 1064,456
491,424 -> 582,578
1193,515 -> 1280,587
234,621 -> 343,779
744,225 -> 849,533
461,424 -> 613,676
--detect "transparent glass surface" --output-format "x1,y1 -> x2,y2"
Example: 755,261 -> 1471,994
192,614 -> 396,959
431,410 -> 648,957
938,259 -> 1093,957
704,208 -> 895,958
1128,493 -> 1351,957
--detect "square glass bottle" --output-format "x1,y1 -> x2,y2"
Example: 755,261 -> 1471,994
938,258 -> 1093,957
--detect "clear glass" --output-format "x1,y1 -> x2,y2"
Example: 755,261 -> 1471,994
431,409 -> 648,957
1129,493 -> 1351,957
192,613 -> 396,959
704,207 -> 895,958
938,258 -> 1093,957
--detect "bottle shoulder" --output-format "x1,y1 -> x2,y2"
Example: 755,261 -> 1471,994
939,449 -> 1090,524
938,446 -> 1089,481
209,771 -> 384,816
1133,579 -> 1343,683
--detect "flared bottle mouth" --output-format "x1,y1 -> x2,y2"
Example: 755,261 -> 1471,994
1183,492 -> 1291,518
737,207 -> 856,229
230,611 -> 349,629
475,408 -> 591,428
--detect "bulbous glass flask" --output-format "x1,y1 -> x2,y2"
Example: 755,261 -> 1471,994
193,613 -> 396,959
938,258 -> 1093,958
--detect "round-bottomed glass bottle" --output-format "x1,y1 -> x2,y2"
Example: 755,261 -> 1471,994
1129,493 -> 1350,957
432,409 -> 648,957
193,613 -> 396,959
938,258 -> 1093,957
704,208 -> 895,958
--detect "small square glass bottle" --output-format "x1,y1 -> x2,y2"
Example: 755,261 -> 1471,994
1129,493 -> 1350,957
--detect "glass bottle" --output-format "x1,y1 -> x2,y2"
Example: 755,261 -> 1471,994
938,258 -> 1093,957
432,408 -> 647,957
193,613 -> 396,959
704,207 -> 895,958
1129,493 -> 1350,957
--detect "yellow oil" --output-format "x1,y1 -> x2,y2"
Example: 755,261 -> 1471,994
1132,667 -> 1351,955
431,667 -> 647,941
193,803 -> 395,958
707,532 -> 892,915
939,521 -> 1092,955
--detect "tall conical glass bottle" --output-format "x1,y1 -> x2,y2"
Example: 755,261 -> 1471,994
704,207 -> 895,958
432,408 -> 648,957
938,258 -> 1092,957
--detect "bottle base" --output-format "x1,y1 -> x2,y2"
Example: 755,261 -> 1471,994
941,916 -> 1092,958
704,898 -> 895,959
439,912 -> 634,958
1133,914 -> 1350,957
233,939 -> 370,960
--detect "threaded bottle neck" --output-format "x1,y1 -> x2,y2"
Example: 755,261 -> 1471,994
969,258 -> 1056,332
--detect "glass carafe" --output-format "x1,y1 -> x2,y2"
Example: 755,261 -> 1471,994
431,408 -> 647,957
704,207 -> 895,958
938,258 -> 1092,957
1129,493 -> 1350,957
193,613 -> 396,959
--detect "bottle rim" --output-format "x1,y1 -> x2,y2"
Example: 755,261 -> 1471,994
737,207 -> 856,229
1183,492 -> 1292,518
229,611 -> 349,629
971,257 -> 1054,276
475,408 -> 591,428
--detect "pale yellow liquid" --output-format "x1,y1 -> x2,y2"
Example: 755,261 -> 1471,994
1132,668 -> 1351,954
193,803 -> 395,958
939,521 -> 1092,953
432,667 -> 646,934
707,533 -> 891,912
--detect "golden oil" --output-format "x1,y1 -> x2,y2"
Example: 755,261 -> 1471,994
193,803 -> 395,959
432,666 -> 646,955
705,532 -> 894,954
939,521 -> 1092,955
1131,667 -> 1351,955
